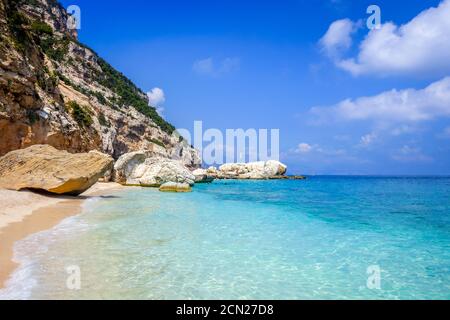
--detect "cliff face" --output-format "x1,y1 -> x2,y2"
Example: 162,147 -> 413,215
0,0 -> 200,167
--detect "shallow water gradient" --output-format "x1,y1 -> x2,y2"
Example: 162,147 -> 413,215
1,177 -> 449,299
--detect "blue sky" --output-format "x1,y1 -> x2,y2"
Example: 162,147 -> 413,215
60,0 -> 450,175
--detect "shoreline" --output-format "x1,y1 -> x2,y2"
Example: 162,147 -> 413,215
0,182 -> 127,289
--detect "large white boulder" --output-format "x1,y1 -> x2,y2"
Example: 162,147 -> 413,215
169,140 -> 202,169
113,151 -> 196,187
218,160 -> 287,179
192,168 -> 207,176
0,145 -> 113,195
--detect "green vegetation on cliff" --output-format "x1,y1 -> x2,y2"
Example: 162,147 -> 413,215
147,138 -> 167,149
65,101 -> 93,127
94,57 -> 175,134
30,20 -> 53,35
4,0 -> 176,135
5,8 -> 30,51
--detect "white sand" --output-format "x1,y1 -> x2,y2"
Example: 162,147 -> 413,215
0,182 -> 125,230
0,190 -> 64,230
0,182 -> 127,288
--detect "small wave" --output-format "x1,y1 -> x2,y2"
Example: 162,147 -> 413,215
0,197 -> 99,300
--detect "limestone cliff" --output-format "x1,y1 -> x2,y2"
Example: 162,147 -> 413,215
0,0 -> 200,167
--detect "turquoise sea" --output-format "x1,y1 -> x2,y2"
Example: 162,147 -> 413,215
1,177 -> 449,299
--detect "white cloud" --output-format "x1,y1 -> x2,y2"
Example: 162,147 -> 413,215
147,88 -> 166,116
193,58 -> 214,75
291,143 -> 347,157
311,77 -> 450,123
319,19 -> 357,58
322,0 -> 450,77
147,87 -> 165,106
392,145 -> 433,163
193,57 -> 240,77
390,125 -> 418,136
360,133 -> 377,147
296,143 -> 313,153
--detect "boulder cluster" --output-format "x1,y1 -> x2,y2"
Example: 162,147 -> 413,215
0,145 -> 301,195
192,161 -> 288,181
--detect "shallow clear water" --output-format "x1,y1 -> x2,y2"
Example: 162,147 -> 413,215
1,177 -> 449,299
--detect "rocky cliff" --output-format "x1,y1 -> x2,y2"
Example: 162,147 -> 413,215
0,0 -> 200,167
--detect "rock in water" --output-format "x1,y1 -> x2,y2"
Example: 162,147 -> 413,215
159,182 -> 192,193
113,152 -> 196,187
0,145 -> 114,195
192,169 -> 215,183
218,160 -> 288,179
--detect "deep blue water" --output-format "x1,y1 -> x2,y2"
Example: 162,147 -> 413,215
1,177 -> 449,299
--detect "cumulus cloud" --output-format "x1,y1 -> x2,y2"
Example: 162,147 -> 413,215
292,143 -> 348,157
147,88 -> 166,116
311,77 -> 450,123
286,144 -> 351,168
193,57 -> 240,77
321,0 -> 450,77
296,143 -> 313,153
319,19 -> 358,58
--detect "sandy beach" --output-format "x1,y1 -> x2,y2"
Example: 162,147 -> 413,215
0,182 -> 127,289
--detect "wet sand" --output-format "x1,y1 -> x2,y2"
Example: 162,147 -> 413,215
0,183 -> 126,289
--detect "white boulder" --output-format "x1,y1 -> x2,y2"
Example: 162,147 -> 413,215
169,140 -> 202,169
218,160 -> 287,179
206,166 -> 220,176
113,151 -> 196,187
192,168 -> 215,183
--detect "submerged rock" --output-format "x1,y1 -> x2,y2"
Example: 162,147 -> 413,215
113,151 -> 196,187
0,145 -> 113,195
159,182 -> 192,193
